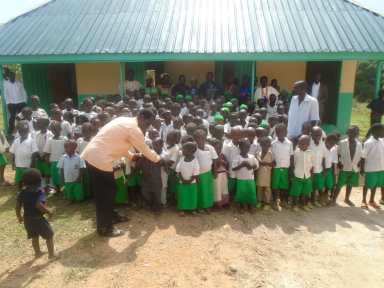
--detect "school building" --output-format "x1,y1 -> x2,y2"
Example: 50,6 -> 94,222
0,0 -> 384,133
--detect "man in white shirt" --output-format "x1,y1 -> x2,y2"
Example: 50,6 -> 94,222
254,76 -> 279,105
287,81 -> 320,140
124,69 -> 142,96
310,73 -> 328,121
4,72 -> 27,135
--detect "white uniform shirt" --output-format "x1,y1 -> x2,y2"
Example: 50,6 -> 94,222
80,111 -> 97,120
362,136 -> 384,172
9,135 -> 38,168
249,139 -> 261,156
61,121 -> 73,138
124,80 -> 142,93
338,138 -> 362,172
232,154 -> 259,180
176,157 -> 200,183
164,144 -> 180,170
4,80 -> 27,104
159,123 -> 173,142
311,82 -> 321,99
309,139 -> 326,173
195,144 -> 218,174
324,145 -> 338,169
35,130 -> 53,156
57,153 -> 86,183
44,136 -> 67,162
222,141 -> 240,178
287,94 -> 320,138
271,138 -> 293,168
293,149 -> 314,179
76,138 -> 90,155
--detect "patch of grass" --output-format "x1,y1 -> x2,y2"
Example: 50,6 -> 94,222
350,99 -> 380,139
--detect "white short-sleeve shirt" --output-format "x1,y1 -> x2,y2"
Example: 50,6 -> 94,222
324,145 -> 338,169
57,153 -> 86,183
362,136 -> 384,172
164,144 -> 180,170
195,144 -> 218,173
44,136 -> 67,162
287,94 -> 320,138
35,130 -> 53,156
309,139 -> 327,173
61,121 -> 73,138
76,138 -> 90,155
232,154 -> 259,180
271,138 -> 293,168
176,157 -> 200,183
293,149 -> 314,179
9,134 -> 38,167
338,138 -> 362,172
222,141 -> 240,178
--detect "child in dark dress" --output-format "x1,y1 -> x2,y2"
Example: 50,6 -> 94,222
15,168 -> 56,259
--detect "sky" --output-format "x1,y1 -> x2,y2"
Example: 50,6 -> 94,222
0,0 -> 383,24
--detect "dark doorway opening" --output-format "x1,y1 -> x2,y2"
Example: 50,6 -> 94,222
306,61 -> 342,125
48,64 -> 77,105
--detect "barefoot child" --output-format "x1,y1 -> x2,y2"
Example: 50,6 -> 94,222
194,129 -> 218,212
211,138 -> 229,208
176,142 -> 200,215
44,121 -> 66,192
15,168 -> 56,259
310,126 -> 326,208
332,126 -> 362,206
290,135 -> 314,212
10,121 -> 39,188
0,130 -> 10,186
361,123 -> 384,210
271,124 -> 293,211
232,138 -> 259,213
256,137 -> 274,210
58,140 -> 86,202
164,130 -> 181,205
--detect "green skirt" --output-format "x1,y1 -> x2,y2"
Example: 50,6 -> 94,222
168,170 -> 179,198
228,177 -> 236,194
0,153 -> 8,166
324,168 -> 335,189
127,169 -> 142,188
197,171 -> 214,209
115,175 -> 128,204
235,179 -> 257,205
15,167 -> 28,183
177,182 -> 198,210
50,161 -> 62,187
64,182 -> 85,202
82,170 -> 91,198
36,159 -> 50,176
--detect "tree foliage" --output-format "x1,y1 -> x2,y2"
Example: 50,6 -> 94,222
354,61 -> 378,102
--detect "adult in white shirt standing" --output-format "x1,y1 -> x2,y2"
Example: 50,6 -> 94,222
4,71 -> 27,135
287,81 -> 320,140
310,73 -> 328,122
124,69 -> 142,96
254,76 -> 279,106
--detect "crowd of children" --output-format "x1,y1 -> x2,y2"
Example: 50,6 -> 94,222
3,90 -> 384,255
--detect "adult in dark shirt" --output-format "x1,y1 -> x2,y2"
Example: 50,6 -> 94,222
15,168 -> 56,259
199,72 -> 221,99
172,75 -> 190,97
367,88 -> 384,126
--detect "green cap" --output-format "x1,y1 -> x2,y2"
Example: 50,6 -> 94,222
223,102 -> 233,108
260,120 -> 269,129
240,104 -> 248,110
176,94 -> 184,102
214,113 -> 224,123
185,94 -> 193,101
221,107 -> 230,113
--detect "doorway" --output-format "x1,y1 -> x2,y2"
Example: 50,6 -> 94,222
48,64 -> 77,105
306,61 -> 342,124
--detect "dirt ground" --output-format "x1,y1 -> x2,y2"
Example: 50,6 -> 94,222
1,166 -> 384,288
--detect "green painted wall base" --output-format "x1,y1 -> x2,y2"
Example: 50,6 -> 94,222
336,92 -> 354,134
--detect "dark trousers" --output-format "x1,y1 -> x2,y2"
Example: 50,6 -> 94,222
86,162 -> 116,234
7,102 -> 26,135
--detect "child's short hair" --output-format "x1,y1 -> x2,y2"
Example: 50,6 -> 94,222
370,123 -> 384,135
22,168 -> 42,187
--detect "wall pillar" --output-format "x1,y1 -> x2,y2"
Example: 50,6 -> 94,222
119,63 -> 125,97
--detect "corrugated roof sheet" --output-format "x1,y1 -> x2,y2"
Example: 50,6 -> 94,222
0,0 -> 384,57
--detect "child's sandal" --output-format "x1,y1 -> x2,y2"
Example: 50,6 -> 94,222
361,203 -> 369,210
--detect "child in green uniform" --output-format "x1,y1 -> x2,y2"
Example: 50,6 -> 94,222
309,126 -> 326,208
323,134 -> 338,205
176,142 -> 200,216
271,124 -> 294,211
232,138 -> 259,213
361,123 -> 384,210
0,130 -> 10,186
44,121 -> 66,192
58,140 -> 86,202
35,118 -> 53,191
290,135 -> 314,212
332,126 -> 362,206
9,121 -> 39,188
193,129 -> 218,213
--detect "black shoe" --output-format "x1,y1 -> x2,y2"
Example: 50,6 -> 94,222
98,227 -> 124,238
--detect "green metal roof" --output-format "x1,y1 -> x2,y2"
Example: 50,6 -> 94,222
0,0 -> 384,63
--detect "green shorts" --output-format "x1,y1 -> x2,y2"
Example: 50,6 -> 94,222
272,168 -> 289,190
364,171 -> 384,189
337,171 -> 359,189
312,173 -> 325,191
64,182 -> 85,202
324,168 -> 335,189
0,153 -> 8,166
290,176 -> 312,197
15,167 -> 28,183
36,159 -> 51,177
50,161 -> 62,187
